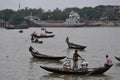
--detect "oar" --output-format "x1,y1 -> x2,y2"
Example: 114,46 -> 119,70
66,57 -> 84,60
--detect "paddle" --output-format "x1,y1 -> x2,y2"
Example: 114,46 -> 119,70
66,57 -> 84,60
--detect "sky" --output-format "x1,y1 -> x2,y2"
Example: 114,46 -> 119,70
0,0 -> 120,11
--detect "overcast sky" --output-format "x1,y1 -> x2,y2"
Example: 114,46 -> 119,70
0,0 -> 120,11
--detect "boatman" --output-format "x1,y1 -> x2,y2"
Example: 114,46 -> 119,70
65,37 -> 69,44
73,50 -> 83,71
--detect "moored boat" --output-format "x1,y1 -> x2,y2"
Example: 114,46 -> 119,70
115,56 -> 120,61
29,46 -> 66,60
40,64 -> 113,75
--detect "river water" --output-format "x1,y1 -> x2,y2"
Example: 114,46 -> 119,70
0,27 -> 120,80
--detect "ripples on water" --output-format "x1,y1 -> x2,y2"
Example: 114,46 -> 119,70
0,27 -> 120,80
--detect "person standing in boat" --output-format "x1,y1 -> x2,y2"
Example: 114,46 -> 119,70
73,50 -> 83,70
66,37 -> 69,44
31,34 -> 35,41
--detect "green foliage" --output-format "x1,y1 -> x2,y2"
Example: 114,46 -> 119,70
0,5 -> 119,24
9,13 -> 24,25
0,9 -> 15,21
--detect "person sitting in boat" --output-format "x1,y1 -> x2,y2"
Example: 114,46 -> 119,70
63,58 -> 71,71
33,31 -> 37,35
31,31 -> 37,37
81,59 -> 88,69
34,38 -> 39,42
105,55 -> 112,67
73,50 -> 83,71
63,58 -> 71,68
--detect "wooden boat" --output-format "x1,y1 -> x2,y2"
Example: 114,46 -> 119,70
45,30 -> 53,34
40,64 -> 113,75
41,28 -> 46,30
19,30 -> 23,33
33,34 -> 55,38
29,46 -> 66,60
115,56 -> 120,61
67,42 -> 86,50
31,40 -> 43,44
65,37 -> 86,50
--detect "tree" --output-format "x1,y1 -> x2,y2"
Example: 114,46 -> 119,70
0,9 -> 15,21
9,13 -> 24,25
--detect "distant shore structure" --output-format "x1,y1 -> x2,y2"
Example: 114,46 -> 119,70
26,11 -> 86,27
65,10 -> 84,24
25,8 -> 120,27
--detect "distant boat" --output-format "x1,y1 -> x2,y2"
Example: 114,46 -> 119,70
31,40 -> 43,44
115,56 -> 120,61
29,46 -> 66,60
19,30 -> 23,33
45,29 -> 53,34
65,37 -> 86,50
41,28 -> 53,34
41,28 -> 46,30
33,34 -> 55,38
40,64 -> 113,75
67,42 -> 86,50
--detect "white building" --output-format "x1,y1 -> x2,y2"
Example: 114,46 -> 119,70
65,11 -> 83,24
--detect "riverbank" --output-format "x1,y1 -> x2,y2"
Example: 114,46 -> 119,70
28,20 -> 120,28
87,21 -> 120,27
1,20 -> 120,29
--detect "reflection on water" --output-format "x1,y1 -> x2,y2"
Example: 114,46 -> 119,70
28,57 -> 64,80
41,73 -> 112,80
115,63 -> 120,67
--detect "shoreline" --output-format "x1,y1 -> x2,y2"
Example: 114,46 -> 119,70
28,20 -> 120,28
2,21 -> 120,29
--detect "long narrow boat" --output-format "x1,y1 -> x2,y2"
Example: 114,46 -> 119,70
45,30 -> 53,34
65,37 -> 86,50
115,56 -> 120,61
34,34 -> 55,38
31,40 -> 43,44
67,42 -> 86,50
29,46 -> 66,60
40,64 -> 112,75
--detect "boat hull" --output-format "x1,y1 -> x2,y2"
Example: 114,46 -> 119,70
67,43 -> 86,50
40,64 -> 112,75
115,56 -> 120,61
34,34 -> 55,38
31,53 -> 66,60
31,40 -> 43,44
29,47 -> 66,60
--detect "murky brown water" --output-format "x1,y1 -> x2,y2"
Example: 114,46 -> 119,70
0,27 -> 120,80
